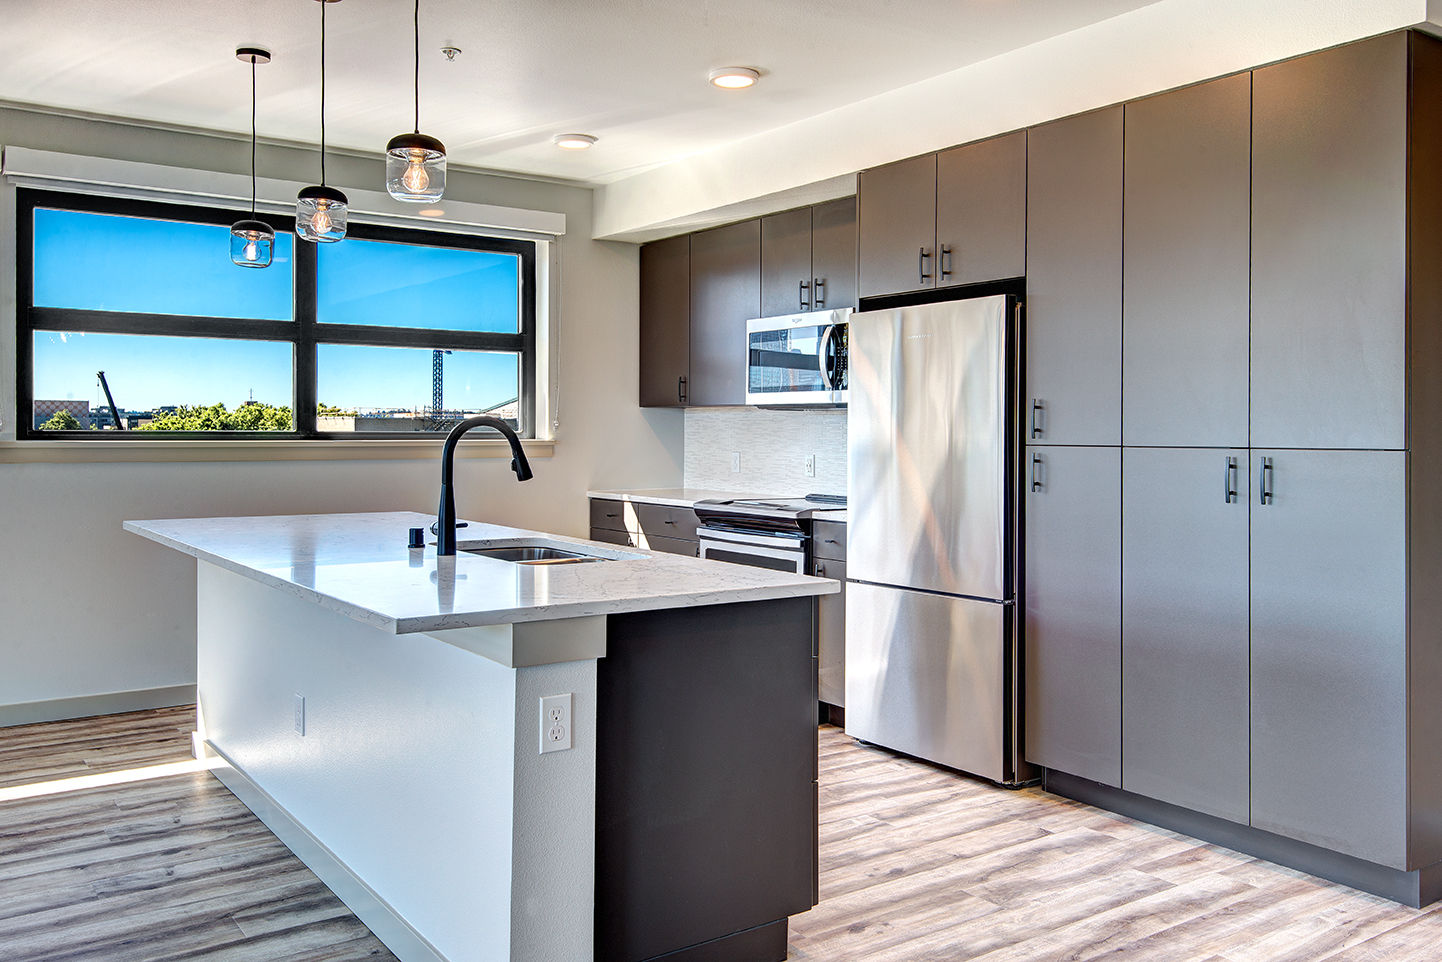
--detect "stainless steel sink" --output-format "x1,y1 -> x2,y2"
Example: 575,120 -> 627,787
462,546 -> 603,565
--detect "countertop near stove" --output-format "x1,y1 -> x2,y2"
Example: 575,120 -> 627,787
589,488 -> 848,523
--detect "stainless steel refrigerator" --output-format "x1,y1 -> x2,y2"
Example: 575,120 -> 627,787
845,293 -> 1025,784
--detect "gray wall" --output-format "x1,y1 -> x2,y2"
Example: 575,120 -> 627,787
0,105 -> 683,717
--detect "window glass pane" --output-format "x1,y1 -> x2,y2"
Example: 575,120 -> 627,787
33,208 -> 294,320
317,344 -> 519,431
32,331 -> 293,431
317,238 -> 519,332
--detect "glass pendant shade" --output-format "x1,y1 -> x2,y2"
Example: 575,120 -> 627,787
386,132 -> 446,202
229,219 -> 275,268
296,184 -> 349,242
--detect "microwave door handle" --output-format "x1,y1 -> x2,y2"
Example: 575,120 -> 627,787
818,324 -> 836,390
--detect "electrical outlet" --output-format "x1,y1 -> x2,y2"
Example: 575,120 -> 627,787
731,452 -> 741,473
540,693 -> 572,754
805,454 -> 816,478
294,694 -> 305,736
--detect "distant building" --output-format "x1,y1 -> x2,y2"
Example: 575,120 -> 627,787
33,399 -> 91,430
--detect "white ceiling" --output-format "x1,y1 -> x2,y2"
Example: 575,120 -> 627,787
0,0 -> 1163,185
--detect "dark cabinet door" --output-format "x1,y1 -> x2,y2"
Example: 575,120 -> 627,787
761,207 -> 813,317
935,131 -> 1026,287
1026,107 -> 1123,446
1122,447 -> 1250,824
1023,445 -> 1121,786
690,220 -> 761,406
1123,74 -> 1251,448
857,153 -> 937,298
639,235 -> 691,407
1250,449 -> 1407,868
810,196 -> 857,311
1252,33 -> 1407,450
813,558 -> 846,707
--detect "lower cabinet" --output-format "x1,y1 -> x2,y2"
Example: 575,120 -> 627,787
1249,449 -> 1408,867
813,557 -> 846,707
1122,447 -> 1250,823
589,498 -> 700,557
1024,445 -> 1121,786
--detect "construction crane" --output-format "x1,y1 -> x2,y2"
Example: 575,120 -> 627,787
430,349 -> 452,430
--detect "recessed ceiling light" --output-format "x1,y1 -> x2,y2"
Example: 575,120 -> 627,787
553,133 -> 597,150
419,209 -> 445,217
709,67 -> 760,89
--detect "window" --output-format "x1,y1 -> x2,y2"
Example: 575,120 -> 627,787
17,189 -> 537,439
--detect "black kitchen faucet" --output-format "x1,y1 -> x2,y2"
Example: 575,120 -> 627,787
435,416 -> 533,556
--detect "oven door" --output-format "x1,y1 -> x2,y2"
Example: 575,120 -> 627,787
698,526 -> 808,574
745,310 -> 850,406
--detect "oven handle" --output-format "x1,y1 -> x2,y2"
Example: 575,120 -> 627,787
818,324 -> 836,391
699,538 -> 807,572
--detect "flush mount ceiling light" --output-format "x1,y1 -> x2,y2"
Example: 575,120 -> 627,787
296,0 -> 348,242
553,133 -> 597,150
230,47 -> 274,268
386,0 -> 446,202
709,67 -> 760,89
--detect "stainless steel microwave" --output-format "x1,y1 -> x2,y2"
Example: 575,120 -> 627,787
744,308 -> 850,406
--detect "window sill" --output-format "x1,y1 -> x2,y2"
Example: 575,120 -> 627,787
0,438 -> 555,464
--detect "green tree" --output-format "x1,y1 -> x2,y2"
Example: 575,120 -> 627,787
39,409 -> 82,430
317,402 -> 356,416
138,402 -> 293,432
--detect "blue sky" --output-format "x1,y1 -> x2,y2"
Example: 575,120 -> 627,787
31,209 -> 521,412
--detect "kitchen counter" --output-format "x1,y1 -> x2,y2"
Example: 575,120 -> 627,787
127,510 -> 827,962
590,488 -> 849,522
125,510 -> 835,635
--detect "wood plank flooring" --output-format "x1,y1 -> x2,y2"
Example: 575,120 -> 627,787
6,710 -> 1442,960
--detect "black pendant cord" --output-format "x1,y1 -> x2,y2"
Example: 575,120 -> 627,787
320,0 -> 328,186
413,0 -> 420,134
250,56 -> 258,217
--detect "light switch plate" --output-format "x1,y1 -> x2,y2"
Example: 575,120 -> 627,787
540,693 -> 572,754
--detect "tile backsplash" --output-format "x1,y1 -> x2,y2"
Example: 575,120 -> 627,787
684,407 -> 847,494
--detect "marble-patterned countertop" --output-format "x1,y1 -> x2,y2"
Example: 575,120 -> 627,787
126,512 -> 837,635
588,488 -> 848,523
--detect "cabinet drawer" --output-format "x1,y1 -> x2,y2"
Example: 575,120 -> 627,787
590,498 -> 639,533
590,526 -> 638,548
641,534 -> 700,557
812,521 -> 847,561
636,503 -> 700,542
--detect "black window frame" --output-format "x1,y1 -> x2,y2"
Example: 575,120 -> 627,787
16,188 -> 538,441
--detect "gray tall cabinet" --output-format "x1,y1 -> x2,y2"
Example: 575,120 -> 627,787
1025,29 -> 1442,896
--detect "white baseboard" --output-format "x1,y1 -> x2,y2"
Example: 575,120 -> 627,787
0,684 -> 196,728
204,742 -> 451,962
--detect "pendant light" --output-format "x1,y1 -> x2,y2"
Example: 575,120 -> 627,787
296,0 -> 348,242
385,0 -> 446,202
230,47 -> 274,268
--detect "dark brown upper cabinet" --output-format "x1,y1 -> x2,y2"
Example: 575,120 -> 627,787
639,234 -> 691,407
689,219 -> 761,407
935,131 -> 1027,289
858,132 -> 1025,299
761,198 -> 859,317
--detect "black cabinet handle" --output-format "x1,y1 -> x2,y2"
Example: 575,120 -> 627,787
678,375 -> 687,404
1030,400 -> 1044,439
919,247 -> 932,282
1261,457 -> 1274,505
1225,456 -> 1238,504
815,562 -> 826,578
799,280 -> 810,310
814,277 -> 825,307
940,244 -> 953,278
1031,454 -> 1044,492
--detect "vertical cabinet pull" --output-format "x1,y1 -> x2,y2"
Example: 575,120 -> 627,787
940,244 -> 954,278
1030,400 -> 1044,439
799,280 -> 810,310
1224,456 -> 1238,503
678,376 -> 688,404
815,562 -> 827,578
919,247 -> 932,282
813,277 -> 825,308
1031,454 -> 1044,492
1260,457 -> 1274,505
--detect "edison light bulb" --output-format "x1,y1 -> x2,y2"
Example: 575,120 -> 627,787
311,203 -> 332,236
244,239 -> 259,262
402,150 -> 430,194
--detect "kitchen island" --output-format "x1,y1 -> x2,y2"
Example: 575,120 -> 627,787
125,511 -> 838,962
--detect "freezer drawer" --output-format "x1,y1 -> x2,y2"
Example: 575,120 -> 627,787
845,581 -> 1006,781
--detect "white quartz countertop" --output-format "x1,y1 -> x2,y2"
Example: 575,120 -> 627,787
589,488 -> 848,522
125,511 -> 838,635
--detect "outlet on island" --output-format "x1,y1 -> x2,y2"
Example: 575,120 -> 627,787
540,693 -> 572,754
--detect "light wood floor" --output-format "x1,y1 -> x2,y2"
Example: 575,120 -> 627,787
6,710 -> 1442,961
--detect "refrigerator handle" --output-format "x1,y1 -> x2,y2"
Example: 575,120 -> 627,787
1225,456 -> 1238,504
1261,457 -> 1274,505
1030,453 -> 1043,492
